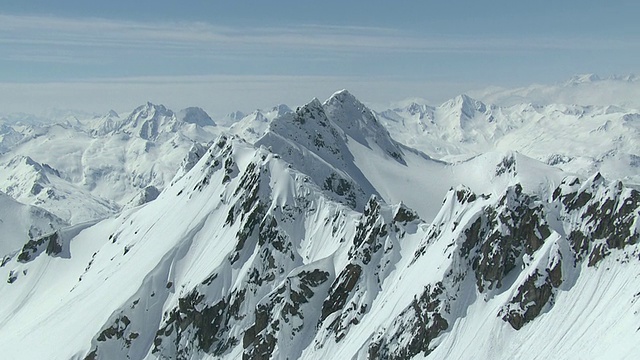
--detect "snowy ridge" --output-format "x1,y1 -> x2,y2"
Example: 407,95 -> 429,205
323,89 -> 405,162
0,86 -> 639,359
0,123 -> 26,154
228,104 -> 293,143
0,129 -> 638,359
256,97 -> 378,211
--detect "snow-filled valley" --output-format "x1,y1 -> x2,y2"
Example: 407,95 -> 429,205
0,75 -> 639,359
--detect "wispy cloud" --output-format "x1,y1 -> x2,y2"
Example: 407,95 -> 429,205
0,13 -> 633,65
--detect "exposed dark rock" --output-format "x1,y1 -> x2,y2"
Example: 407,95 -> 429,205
96,315 -> 131,342
495,153 -> 516,176
500,259 -> 563,330
85,313 -> 143,358
323,173 -> 358,209
17,231 -> 61,263
7,270 -> 17,284
456,187 -> 477,204
243,269 -> 331,360
349,196 -> 387,265
558,175 -> 640,266
393,203 -> 420,223
83,349 -> 97,360
463,185 -> 550,293
153,289 -> 239,358
368,282 -> 449,359
321,264 -> 362,324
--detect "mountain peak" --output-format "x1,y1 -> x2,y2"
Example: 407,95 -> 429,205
270,104 -> 292,116
132,102 -> 173,118
327,89 -> 357,103
321,90 -> 406,163
444,94 -> 485,109
178,107 -> 215,127
405,102 -> 431,116
257,97 -> 374,210
323,90 -> 372,118
307,97 -> 324,110
565,73 -> 602,86
92,102 -> 180,140
440,94 -> 488,123
217,110 -> 246,126
287,98 -> 329,128
322,90 -> 372,125
6,155 -> 60,180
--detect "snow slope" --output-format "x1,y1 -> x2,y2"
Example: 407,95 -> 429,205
0,190 -> 66,257
0,87 -> 639,360
0,91 -> 638,360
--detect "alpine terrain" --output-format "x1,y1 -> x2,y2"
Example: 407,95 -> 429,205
0,77 -> 639,359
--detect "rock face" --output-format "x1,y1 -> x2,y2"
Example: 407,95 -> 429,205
368,282 -> 448,359
406,173 -> 640,340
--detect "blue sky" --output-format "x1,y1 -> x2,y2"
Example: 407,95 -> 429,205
1,1 -> 639,115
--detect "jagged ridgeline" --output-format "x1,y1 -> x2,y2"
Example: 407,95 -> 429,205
0,93 -> 639,360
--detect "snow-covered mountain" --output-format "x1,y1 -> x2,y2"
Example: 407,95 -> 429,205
0,102 -> 219,223
0,155 -> 119,223
471,73 -> 640,109
228,104 -> 292,143
1,88 -> 638,360
1,81 -> 639,359
377,93 -> 640,185
178,107 -> 216,127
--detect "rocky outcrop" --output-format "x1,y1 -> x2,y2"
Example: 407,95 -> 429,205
16,231 -> 62,263
368,282 -> 449,359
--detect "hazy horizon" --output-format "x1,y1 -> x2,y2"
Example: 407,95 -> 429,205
1,1 -> 638,115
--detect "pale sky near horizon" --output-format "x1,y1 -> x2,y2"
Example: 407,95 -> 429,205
1,1 -> 639,116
